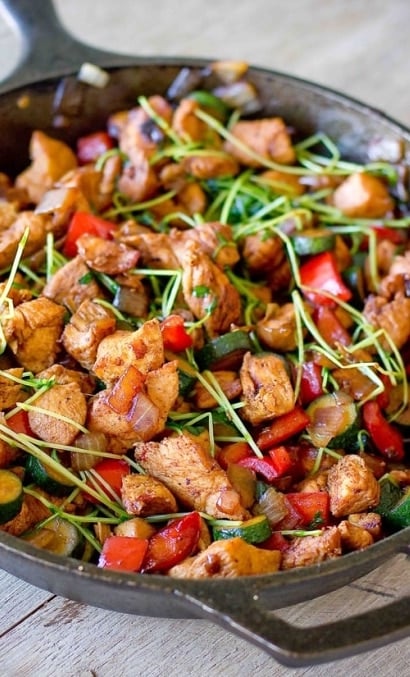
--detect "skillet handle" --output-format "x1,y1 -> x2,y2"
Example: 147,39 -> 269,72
0,0 -> 137,92
180,547 -> 410,667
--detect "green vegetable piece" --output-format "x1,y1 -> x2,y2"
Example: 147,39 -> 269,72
195,330 -> 253,371
307,391 -> 360,451
188,90 -> 230,121
383,487 -> 410,530
291,228 -> 336,256
374,475 -> 402,518
26,455 -> 76,497
0,469 -> 23,524
212,514 -> 271,544
23,517 -> 83,557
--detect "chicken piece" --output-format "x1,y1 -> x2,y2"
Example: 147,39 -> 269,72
118,148 -> 159,203
76,233 -> 140,275
296,472 -> 329,493
363,292 -> 410,350
281,527 -> 342,569
0,368 -> 26,409
182,153 -> 239,180
42,256 -> 103,313
119,96 -> 173,158
338,520 -> 374,551
37,363 -> 95,395
134,432 -> 248,520
332,366 -> 376,402
174,182 -> 207,216
224,117 -> 296,167
144,360 -> 179,425
35,186 -> 90,235
93,318 -> 164,385
123,231 -> 179,270
170,221 -> 240,269
194,370 -> 242,409
16,130 -> 77,204
28,382 -> 87,446
172,98 -> 209,142
256,303 -> 300,352
378,250 -> 410,298
0,211 -> 49,269
62,299 -> 116,371
240,352 -> 294,425
121,473 -> 178,516
168,537 -> 281,578
327,455 -> 380,518
99,153 -> 122,201
0,201 -> 18,231
331,172 -> 393,218
176,242 -> 241,337
348,512 -> 382,539
266,257 -> 292,294
241,232 -> 285,274
56,164 -> 108,208
0,493 -> 51,536
3,297 -> 65,372
159,162 -> 187,191
258,169 -> 305,196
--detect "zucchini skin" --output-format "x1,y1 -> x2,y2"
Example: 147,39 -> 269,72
0,469 -> 24,524
195,330 -> 253,371
26,455 -> 75,497
212,515 -> 271,544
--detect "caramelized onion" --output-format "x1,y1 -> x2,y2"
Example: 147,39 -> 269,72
254,487 -> 288,526
216,488 -> 243,515
71,432 -> 108,471
127,392 -> 160,438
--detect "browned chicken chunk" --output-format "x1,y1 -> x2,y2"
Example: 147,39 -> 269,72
337,520 -> 374,551
3,297 -> 65,372
76,233 -> 140,275
240,352 -> 295,425
0,494 -> 51,537
194,370 -> 242,409
256,303 -> 300,352
281,527 -> 342,569
170,221 -> 240,269
327,455 -> 380,518
168,537 -> 281,578
0,368 -> 26,410
224,117 -> 296,167
134,431 -> 248,520
0,211 -> 49,269
121,474 -> 178,516
62,299 -> 116,372
363,292 -> 410,351
182,153 -> 239,180
43,255 -> 103,313
28,382 -> 87,446
117,148 -> 159,203
331,172 -> 393,218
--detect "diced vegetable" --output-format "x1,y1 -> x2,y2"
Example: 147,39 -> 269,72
142,512 -> 201,573
254,486 -> 288,526
306,391 -> 359,450
217,442 -> 252,469
98,535 -> 149,571
23,517 -> 83,557
291,228 -> 336,256
362,400 -> 405,461
383,488 -> 410,530
212,514 -> 271,544
374,475 -> 402,518
6,410 -> 35,436
257,407 -> 310,451
84,459 -> 130,504
313,306 -> 351,347
160,315 -> 193,352
237,455 -> 283,482
77,131 -> 114,164
107,365 -> 145,415
300,251 -> 352,306
195,330 -> 253,371
285,492 -> 330,527
299,361 -> 324,405
63,211 -> 117,258
0,470 -> 24,524
26,455 -> 76,497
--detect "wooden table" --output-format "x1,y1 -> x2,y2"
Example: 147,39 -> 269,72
1,1 -> 410,674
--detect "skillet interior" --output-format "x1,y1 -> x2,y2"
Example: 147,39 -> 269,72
0,25 -> 409,664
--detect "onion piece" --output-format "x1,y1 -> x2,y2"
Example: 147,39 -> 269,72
211,60 -> 249,84
127,392 -> 160,438
71,432 -> 108,471
254,487 -> 288,526
212,81 -> 262,114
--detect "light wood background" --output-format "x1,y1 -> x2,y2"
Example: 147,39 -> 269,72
0,1 -> 410,675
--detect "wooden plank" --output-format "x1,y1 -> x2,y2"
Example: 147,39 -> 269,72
0,569 -> 54,635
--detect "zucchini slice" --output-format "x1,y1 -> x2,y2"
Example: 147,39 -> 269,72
0,469 -> 23,524
306,391 -> 360,450
195,330 -> 253,371
26,454 -> 76,497
384,488 -> 410,530
212,514 -> 271,544
23,517 -> 83,557
374,475 -> 402,518
291,228 -> 336,256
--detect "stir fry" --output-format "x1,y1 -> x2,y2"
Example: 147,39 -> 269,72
0,62 -> 409,578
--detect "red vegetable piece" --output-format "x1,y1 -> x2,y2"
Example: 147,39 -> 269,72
6,410 -> 36,436
98,535 -> 149,572
285,492 -> 330,527
142,512 -> 201,573
257,407 -> 310,451
299,361 -> 325,405
84,458 -> 130,504
267,446 -> 293,476
259,532 -> 290,552
77,131 -> 114,165
107,365 -> 145,416
300,251 -> 352,306
362,400 -> 405,461
160,315 -> 193,352
376,373 -> 393,411
313,306 -> 351,347
237,456 -> 281,482
63,211 -> 117,258
217,442 -> 252,470
275,495 -> 305,530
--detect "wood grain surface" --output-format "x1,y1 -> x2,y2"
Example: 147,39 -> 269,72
0,1 -> 410,675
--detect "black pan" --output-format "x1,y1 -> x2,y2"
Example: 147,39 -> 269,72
0,0 -> 409,666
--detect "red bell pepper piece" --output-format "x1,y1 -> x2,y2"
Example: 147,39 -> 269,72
285,492 -> 330,527
275,495 -> 305,530
257,407 -> 310,451
300,251 -> 352,306
313,306 -> 351,347
6,410 -> 36,436
238,449 -> 292,481
267,445 -> 293,476
217,442 -> 252,470
142,512 -> 201,573
98,535 -> 149,572
362,400 -> 405,461
63,211 -> 117,258
299,361 -> 324,405
160,315 -> 193,352
77,131 -> 114,165
84,458 -> 130,504
375,373 -> 393,411
107,365 -> 145,416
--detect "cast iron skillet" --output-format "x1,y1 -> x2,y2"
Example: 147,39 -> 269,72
0,0 -> 409,666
